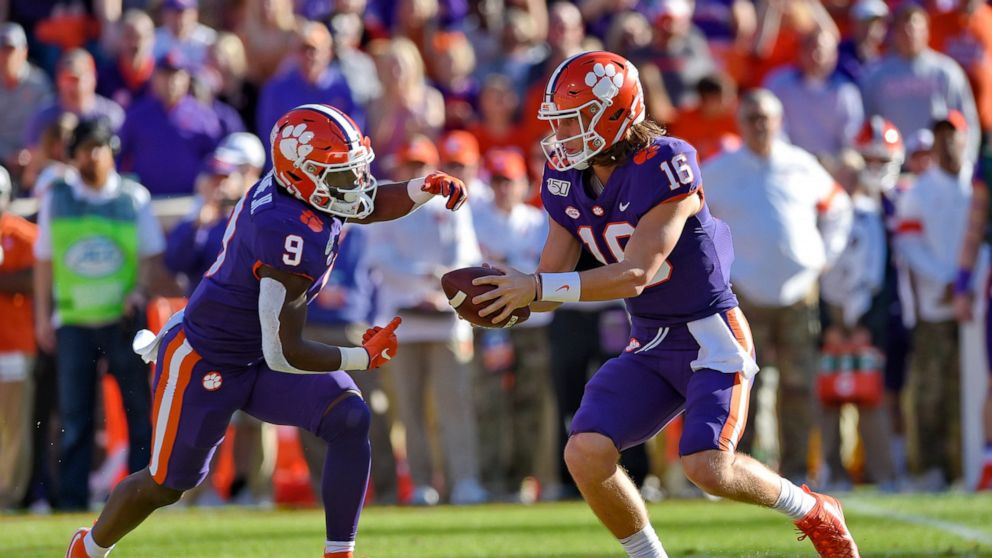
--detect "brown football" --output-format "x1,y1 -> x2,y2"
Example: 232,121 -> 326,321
441,266 -> 531,328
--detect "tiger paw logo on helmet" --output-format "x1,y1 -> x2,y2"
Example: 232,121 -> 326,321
585,63 -> 624,103
279,123 -> 316,162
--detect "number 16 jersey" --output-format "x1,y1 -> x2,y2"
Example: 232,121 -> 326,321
183,173 -> 343,367
540,136 -> 737,325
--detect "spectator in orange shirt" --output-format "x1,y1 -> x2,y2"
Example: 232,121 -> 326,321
667,73 -> 741,162
929,0 -> 992,136
468,74 -> 531,158
0,165 -> 37,510
747,0 -> 839,89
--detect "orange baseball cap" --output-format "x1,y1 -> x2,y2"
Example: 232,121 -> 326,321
933,109 -> 968,132
485,148 -> 527,181
396,135 -> 440,167
439,130 -> 481,166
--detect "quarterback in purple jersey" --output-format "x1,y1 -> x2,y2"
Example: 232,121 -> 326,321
65,104 -> 469,558
474,51 -> 860,558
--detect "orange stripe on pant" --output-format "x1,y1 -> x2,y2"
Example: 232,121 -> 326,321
151,331 -> 201,485
719,308 -> 755,451
149,331 -> 185,462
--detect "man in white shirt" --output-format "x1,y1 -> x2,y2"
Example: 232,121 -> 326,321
894,111 -> 971,490
470,148 -> 552,500
363,135 -> 488,506
704,89 -> 852,483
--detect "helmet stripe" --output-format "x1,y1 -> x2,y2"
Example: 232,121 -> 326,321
545,51 -> 592,100
297,103 -> 360,145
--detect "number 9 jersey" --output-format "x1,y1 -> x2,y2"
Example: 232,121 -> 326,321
183,173 -> 343,367
541,136 -> 738,325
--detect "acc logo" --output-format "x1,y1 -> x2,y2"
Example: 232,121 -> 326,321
202,371 -> 223,391
633,144 -> 660,165
592,206 -> 605,217
64,237 -> 124,278
546,178 -> 571,197
624,338 -> 641,352
565,206 -> 580,219
300,209 -> 324,233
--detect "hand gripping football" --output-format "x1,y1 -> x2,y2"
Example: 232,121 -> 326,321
441,267 -> 531,328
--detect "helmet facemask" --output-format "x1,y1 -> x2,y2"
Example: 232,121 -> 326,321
539,101 -> 610,171
296,148 -> 377,219
857,146 -> 904,195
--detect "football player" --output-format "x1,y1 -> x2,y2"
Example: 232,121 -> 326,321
473,51 -> 860,557
66,104 -> 468,558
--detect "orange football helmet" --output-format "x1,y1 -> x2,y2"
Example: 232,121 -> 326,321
855,116 -> 904,191
270,104 -> 377,218
538,51 -> 646,171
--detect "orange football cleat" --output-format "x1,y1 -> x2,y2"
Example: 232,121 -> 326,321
65,528 -> 90,558
977,462 -> 992,491
794,485 -> 860,557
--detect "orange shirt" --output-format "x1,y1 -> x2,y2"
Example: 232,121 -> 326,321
0,213 -> 37,353
667,107 -> 742,162
930,6 -> 992,132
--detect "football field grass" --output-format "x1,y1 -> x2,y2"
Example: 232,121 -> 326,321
3,493 -> 991,557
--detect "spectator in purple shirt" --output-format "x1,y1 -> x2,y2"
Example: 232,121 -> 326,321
117,52 -> 230,196
98,10 -> 156,110
164,154 -> 245,294
256,21 -> 359,166
24,49 -> 124,162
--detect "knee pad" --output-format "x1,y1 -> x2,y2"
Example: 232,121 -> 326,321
316,393 -> 371,444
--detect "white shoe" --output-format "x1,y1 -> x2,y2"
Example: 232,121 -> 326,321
409,485 -> 439,506
450,479 -> 489,505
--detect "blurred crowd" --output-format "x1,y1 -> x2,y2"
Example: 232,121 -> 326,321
1,0 -> 992,513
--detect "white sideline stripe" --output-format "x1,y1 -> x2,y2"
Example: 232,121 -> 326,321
149,340 -> 193,478
844,500 -> 992,546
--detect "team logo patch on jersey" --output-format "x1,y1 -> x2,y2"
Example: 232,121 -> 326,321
300,209 -> 324,233
634,144 -> 660,165
546,178 -> 571,197
202,371 -> 223,391
624,338 -> 641,352
592,205 -> 605,217
565,206 -> 580,219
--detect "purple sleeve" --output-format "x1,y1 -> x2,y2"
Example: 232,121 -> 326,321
539,165 -> 574,231
252,211 -> 329,282
648,139 -> 703,205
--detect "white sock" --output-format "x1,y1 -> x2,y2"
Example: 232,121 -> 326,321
83,531 -> 113,558
619,525 -> 668,558
773,478 -> 816,521
324,540 -> 355,554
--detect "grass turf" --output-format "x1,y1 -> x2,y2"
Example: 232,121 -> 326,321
2,493 -> 991,557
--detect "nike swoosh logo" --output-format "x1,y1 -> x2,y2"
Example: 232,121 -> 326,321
381,349 -> 392,360
619,201 -> 630,211
556,285 -> 570,292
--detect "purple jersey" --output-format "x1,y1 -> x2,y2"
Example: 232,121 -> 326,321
183,173 -> 343,367
541,136 -> 737,325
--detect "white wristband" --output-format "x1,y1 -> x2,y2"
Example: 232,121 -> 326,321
339,347 -> 370,371
406,177 -> 431,208
539,272 -> 581,303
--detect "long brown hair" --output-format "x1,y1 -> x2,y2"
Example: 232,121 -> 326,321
589,120 -> 667,167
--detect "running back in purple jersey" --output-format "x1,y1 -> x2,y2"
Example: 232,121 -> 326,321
183,173 -> 344,367
540,136 -> 738,324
